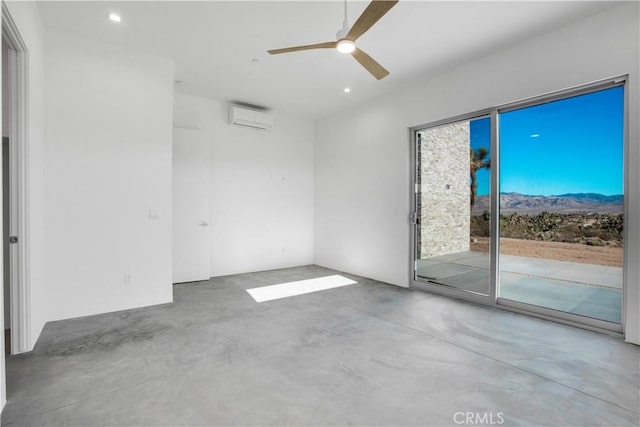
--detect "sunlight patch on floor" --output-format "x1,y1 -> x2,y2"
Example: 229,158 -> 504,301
247,275 -> 357,302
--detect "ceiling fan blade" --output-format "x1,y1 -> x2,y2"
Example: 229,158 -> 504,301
268,41 -> 337,55
346,0 -> 399,42
351,48 -> 389,80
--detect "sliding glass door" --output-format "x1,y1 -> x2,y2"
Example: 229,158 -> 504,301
498,86 -> 624,324
414,116 -> 491,296
412,80 -> 626,331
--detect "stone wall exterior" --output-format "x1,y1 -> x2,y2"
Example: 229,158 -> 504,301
418,122 -> 470,258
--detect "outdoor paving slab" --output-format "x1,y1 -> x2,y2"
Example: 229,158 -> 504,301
421,250 -> 622,322
415,258 -> 442,269
423,251 -> 476,263
417,262 -> 476,281
500,254 -> 622,289
499,272 -> 622,323
549,266 -> 622,289
570,288 -> 622,324
500,273 -> 578,313
437,269 -> 490,295
451,253 -> 490,269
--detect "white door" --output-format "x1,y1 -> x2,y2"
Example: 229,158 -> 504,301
172,127 -> 210,283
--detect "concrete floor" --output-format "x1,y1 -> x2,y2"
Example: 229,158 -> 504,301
417,252 -> 622,323
1,265 -> 638,426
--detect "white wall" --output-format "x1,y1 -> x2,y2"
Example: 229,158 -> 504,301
314,3 -> 640,344
174,94 -> 314,277
43,29 -> 174,322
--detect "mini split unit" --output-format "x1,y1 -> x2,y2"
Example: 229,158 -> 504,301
229,106 -> 274,130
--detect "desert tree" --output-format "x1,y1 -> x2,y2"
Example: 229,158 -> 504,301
470,147 -> 490,207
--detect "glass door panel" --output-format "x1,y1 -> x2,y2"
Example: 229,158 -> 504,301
498,86 -> 624,323
415,117 -> 491,295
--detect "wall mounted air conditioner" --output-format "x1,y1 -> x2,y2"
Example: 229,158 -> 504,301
229,106 -> 274,131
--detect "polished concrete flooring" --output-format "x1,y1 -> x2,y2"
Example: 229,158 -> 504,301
1,265 -> 638,426
417,251 -> 622,323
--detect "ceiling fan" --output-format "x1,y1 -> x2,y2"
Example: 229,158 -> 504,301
267,0 -> 399,80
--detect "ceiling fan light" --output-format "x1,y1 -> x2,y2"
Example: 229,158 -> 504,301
337,40 -> 356,54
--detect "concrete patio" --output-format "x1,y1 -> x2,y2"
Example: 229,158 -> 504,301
417,251 -> 622,324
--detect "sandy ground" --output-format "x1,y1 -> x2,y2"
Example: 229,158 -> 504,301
470,237 -> 623,267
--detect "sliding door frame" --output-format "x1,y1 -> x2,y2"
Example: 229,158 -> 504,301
410,109 -> 493,307
409,76 -> 627,338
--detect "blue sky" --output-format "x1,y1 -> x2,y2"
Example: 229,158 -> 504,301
470,86 -> 624,197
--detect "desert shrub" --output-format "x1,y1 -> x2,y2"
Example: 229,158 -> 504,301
471,212 -> 623,246
470,211 -> 490,237
598,214 -> 623,239
561,224 -> 582,240
493,212 -> 623,245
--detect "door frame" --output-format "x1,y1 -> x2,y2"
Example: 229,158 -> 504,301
409,76 -> 628,338
2,4 -> 31,354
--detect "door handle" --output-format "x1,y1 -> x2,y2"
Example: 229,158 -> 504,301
409,212 -> 418,225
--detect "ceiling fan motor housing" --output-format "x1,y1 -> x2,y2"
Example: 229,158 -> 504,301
336,18 -> 350,40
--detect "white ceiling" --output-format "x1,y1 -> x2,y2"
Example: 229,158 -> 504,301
36,1 -> 617,119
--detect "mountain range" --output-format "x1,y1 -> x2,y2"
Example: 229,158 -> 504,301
472,193 -> 623,215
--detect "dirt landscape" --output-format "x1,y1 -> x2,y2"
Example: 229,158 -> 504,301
470,236 -> 623,267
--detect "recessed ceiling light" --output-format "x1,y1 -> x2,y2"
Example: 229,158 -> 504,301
108,13 -> 121,23
344,87 -> 351,93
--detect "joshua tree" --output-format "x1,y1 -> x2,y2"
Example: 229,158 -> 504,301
470,147 -> 490,207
